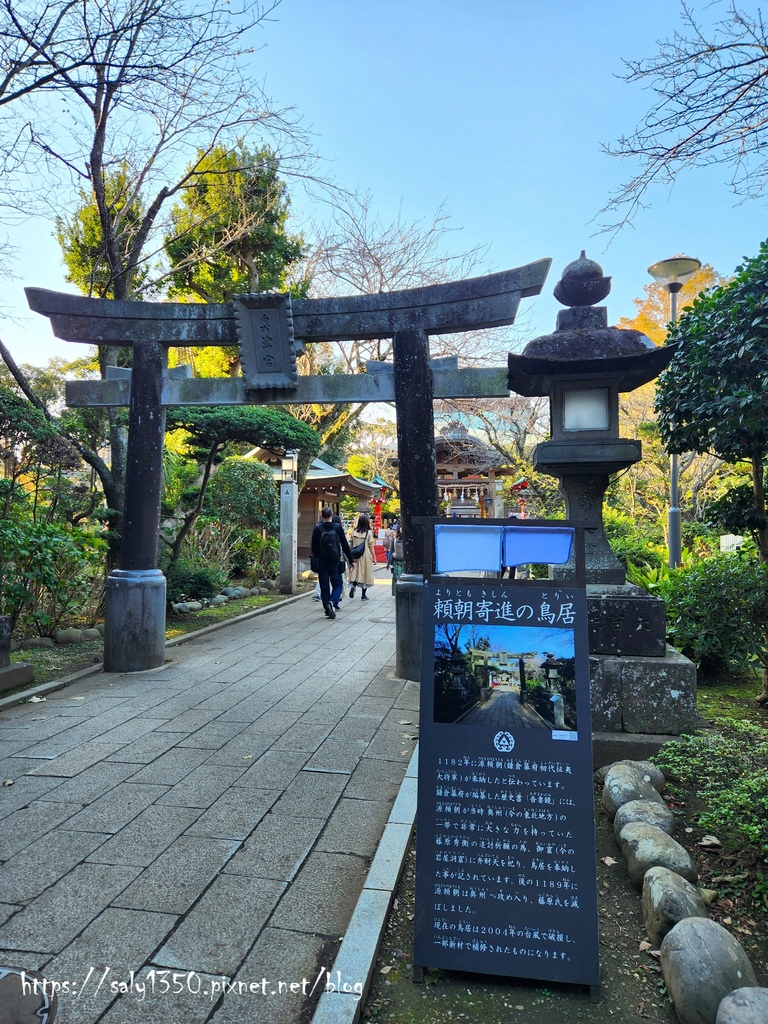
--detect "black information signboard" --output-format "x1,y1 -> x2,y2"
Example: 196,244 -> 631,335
414,577 -> 600,988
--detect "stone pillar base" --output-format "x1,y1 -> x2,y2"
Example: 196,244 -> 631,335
395,573 -> 424,682
104,569 -> 166,673
0,662 -> 34,694
589,646 -> 698,735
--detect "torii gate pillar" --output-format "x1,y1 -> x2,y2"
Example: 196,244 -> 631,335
393,329 -> 439,680
104,338 -> 167,672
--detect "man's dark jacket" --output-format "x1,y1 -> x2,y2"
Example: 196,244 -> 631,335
311,519 -> 353,569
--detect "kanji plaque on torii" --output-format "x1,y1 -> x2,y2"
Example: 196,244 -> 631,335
27,260 -> 550,673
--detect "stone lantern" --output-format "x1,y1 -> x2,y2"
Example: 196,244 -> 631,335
507,253 -> 697,742
508,251 -> 673,584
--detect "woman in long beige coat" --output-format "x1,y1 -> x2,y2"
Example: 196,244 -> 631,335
347,513 -> 376,600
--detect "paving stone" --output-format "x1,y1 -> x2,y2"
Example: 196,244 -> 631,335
127,747 -> 210,785
343,757 -> 408,802
392,679 -> 420,711
43,907 -> 178,1019
21,711 -> 142,755
155,765 -> 247,808
347,696 -> 396,718
272,720 -> 335,753
0,772 -> 70,820
317,887 -> 392,1013
268,852 -> 367,935
232,749 -> 309,789
316,798 -> 392,857
62,783 -> 169,833
201,730 -> 275,767
302,736 -> 368,774
362,728 -> 414,762
175,720 -> 249,751
112,836 -> 240,914
154,709 -> 224,733
363,670 -> 406,698
9,715 -> 90,745
98,718 -> 169,746
0,800 -> 83,859
86,805 -> 202,866
36,762 -> 140,807
271,770 -> 346,818
0,863 -> 140,952
54,696 -> 133,717
26,742 -> 126,777
96,966 -> 224,1024
211,927 -> 327,1024
0,739 -> 35,758
0,948 -> 49,972
224,814 -> 325,881
154,873 -> 285,975
104,730 -> 184,764
184,788 -> 278,841
0,902 -> 19,925
0,829 -> 108,904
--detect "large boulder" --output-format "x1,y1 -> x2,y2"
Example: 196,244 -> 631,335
618,821 -> 697,889
614,798 -> 675,841
716,987 -> 768,1024
642,865 -> 708,946
661,918 -> 757,1024
603,762 -> 666,818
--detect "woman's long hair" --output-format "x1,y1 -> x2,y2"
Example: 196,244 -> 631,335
355,513 -> 370,532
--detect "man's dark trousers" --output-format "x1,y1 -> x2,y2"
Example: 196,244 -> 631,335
319,564 -> 343,609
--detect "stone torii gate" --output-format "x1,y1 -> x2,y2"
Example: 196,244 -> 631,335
27,259 -> 550,673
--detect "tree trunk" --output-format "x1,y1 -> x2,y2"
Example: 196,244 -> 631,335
752,453 -> 768,563
751,454 -> 768,702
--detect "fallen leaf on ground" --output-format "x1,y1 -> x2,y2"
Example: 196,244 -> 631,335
698,835 -> 722,848
380,966 -> 393,974
639,940 -> 652,951
601,856 -> 619,866
697,887 -> 718,904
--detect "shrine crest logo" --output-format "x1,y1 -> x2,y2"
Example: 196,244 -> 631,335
493,731 -> 515,752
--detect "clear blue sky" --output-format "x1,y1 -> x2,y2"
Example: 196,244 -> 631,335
1,0 -> 763,366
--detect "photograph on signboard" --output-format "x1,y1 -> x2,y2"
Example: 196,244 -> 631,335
433,622 -> 576,732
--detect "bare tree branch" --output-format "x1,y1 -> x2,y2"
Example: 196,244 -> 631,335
601,1 -> 768,232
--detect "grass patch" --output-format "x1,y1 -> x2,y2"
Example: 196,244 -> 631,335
8,584 -> 314,690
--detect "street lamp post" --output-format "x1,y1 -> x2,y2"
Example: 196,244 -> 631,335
647,256 -> 702,568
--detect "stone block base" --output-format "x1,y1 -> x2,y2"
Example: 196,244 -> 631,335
395,574 -> 424,682
0,662 -> 34,694
587,585 -> 667,657
592,731 -> 680,769
590,646 -> 698,736
104,569 -> 166,673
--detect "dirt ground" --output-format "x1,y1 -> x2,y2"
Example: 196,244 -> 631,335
362,781 -> 768,1024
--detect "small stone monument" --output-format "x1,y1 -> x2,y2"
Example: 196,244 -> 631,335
0,616 -> 33,696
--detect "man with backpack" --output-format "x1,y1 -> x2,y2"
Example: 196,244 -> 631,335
310,506 -> 354,620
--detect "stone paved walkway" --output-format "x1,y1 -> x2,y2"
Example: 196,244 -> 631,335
0,573 -> 415,1024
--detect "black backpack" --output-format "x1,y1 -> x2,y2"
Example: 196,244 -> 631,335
319,524 -> 342,565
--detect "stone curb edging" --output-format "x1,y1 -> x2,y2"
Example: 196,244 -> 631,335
0,590 -> 313,712
310,745 -> 419,1024
601,760 -> 768,1024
